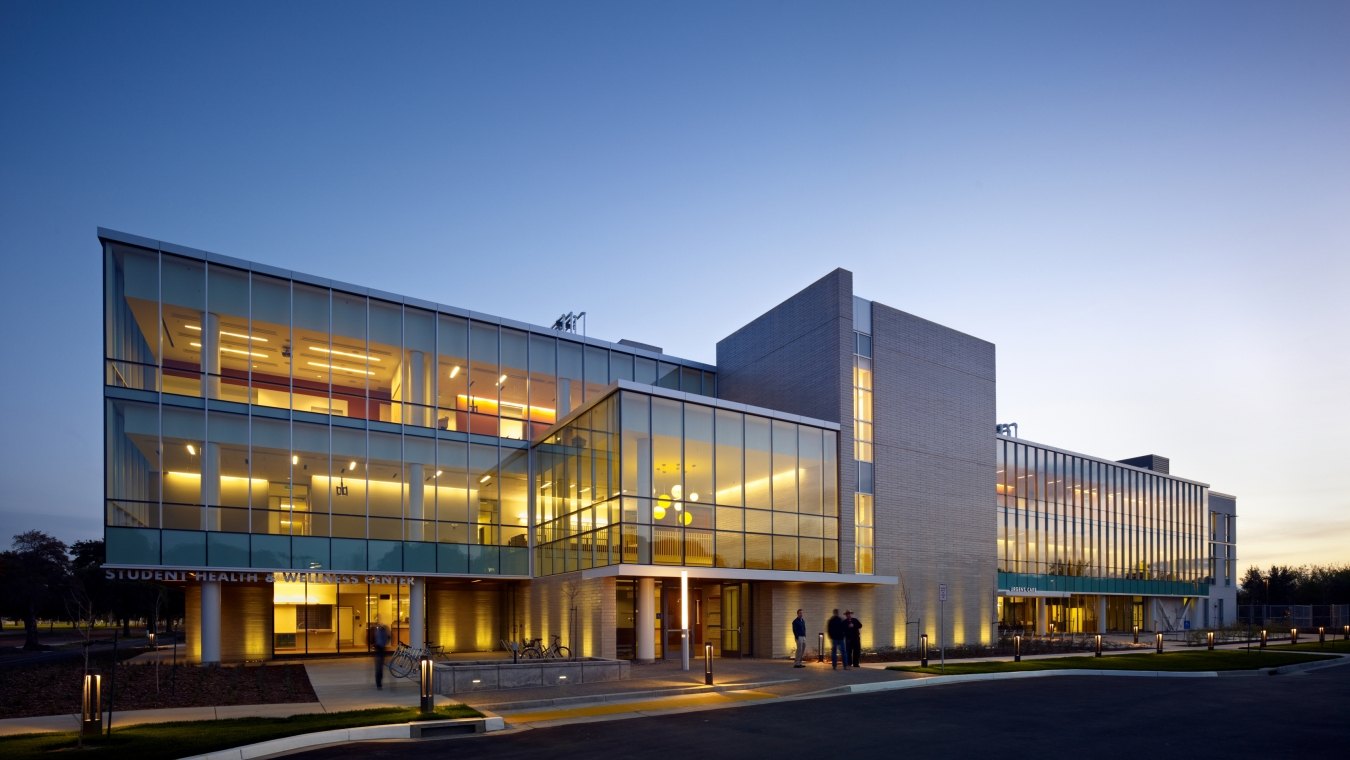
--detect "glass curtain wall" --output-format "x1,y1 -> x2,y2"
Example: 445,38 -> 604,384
105,240 -> 715,574
533,389 -> 839,575
995,438 -> 1207,596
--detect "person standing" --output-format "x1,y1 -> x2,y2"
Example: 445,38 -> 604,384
792,609 -> 808,667
371,620 -> 391,689
827,609 -> 846,670
843,609 -> 863,668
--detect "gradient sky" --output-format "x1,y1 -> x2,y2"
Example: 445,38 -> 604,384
1,1 -> 1346,570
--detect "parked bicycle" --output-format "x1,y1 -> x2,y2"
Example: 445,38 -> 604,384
520,634 -> 571,660
387,642 -> 449,678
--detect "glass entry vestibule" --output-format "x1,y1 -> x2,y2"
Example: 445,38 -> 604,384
616,578 -> 754,660
273,578 -> 412,655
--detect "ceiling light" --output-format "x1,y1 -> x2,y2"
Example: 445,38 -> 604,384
307,360 -> 375,376
450,365 -> 461,379
186,444 -> 197,456
435,470 -> 443,478
188,342 -> 269,359
497,374 -> 508,385
480,474 -> 492,483
292,455 -> 299,465
310,346 -> 380,362
349,460 -> 357,471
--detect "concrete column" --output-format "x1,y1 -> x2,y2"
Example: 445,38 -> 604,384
636,577 -> 656,663
1097,596 -> 1108,634
202,442 -> 221,531
409,463 -> 424,542
200,580 -> 221,665
410,580 -> 425,650
204,311 -> 221,399
558,378 -> 572,417
408,350 -> 427,427
1035,597 -> 1047,635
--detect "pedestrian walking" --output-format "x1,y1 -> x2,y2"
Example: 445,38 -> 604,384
827,608 -> 846,669
371,620 -> 391,688
844,609 -> 863,668
792,608 -> 808,667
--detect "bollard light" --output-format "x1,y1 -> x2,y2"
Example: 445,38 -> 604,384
1290,628 -> 1298,645
1207,631 -> 1215,651
1050,622 -> 1056,639
1155,632 -> 1163,654
1133,625 -> 1139,645
817,632 -> 825,663
921,634 -> 929,667
1344,625 -> 1349,641
705,643 -> 714,685
419,655 -> 435,715
148,631 -> 156,650
81,674 -> 102,737
1260,629 -> 1268,648
1014,634 -> 1022,663
1095,634 -> 1102,657
1318,626 -> 1325,646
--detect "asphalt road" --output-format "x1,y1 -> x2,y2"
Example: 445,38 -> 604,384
297,667 -> 1349,759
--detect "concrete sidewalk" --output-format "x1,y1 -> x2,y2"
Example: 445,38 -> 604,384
1,637 -> 1338,739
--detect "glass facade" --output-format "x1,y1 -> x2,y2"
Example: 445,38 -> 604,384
851,301 -> 874,575
533,389 -> 840,574
103,239 -> 715,576
996,438 -> 1208,597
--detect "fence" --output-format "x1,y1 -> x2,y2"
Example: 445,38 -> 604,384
1237,604 -> 1350,630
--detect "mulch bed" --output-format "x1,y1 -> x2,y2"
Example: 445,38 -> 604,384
0,652 -> 317,719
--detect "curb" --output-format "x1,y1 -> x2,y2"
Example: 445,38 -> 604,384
181,716 -> 504,760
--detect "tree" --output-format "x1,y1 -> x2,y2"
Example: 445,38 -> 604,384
0,531 -> 72,650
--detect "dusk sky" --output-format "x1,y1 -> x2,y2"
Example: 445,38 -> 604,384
1,1 -> 1346,571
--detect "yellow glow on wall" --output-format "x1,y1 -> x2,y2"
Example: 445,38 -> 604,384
455,394 -> 556,423
273,581 -> 336,604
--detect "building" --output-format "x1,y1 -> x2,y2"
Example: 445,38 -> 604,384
100,229 -> 1234,663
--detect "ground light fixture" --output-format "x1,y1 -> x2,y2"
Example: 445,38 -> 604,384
1155,633 -> 1164,654
1013,634 -> 1022,662
1207,631 -> 1215,650
704,644 -> 714,685
1260,630 -> 1268,648
1095,634 -> 1102,657
1133,625 -> 1139,644
419,655 -> 435,714
920,634 -> 929,667
1290,628 -> 1298,645
1343,625 -> 1349,641
817,632 -> 825,663
81,674 -> 101,737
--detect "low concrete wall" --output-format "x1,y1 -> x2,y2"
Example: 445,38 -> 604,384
433,659 -> 630,696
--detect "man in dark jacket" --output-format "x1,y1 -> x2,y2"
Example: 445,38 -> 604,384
792,609 -> 808,667
827,609 -> 846,669
844,610 -> 863,668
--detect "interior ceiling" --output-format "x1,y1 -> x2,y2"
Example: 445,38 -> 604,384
128,296 -> 399,386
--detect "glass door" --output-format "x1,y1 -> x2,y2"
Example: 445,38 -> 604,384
721,582 -> 750,657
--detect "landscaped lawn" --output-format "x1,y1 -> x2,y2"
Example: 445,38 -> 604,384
888,648 -> 1339,676
0,705 -> 481,759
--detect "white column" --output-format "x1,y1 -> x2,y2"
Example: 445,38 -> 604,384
408,350 -> 427,427
558,378 -> 572,417
636,577 -> 656,663
409,463 -> 424,542
200,581 -> 221,665
410,580 -> 425,650
1097,596 -> 1108,634
1035,597 -> 1047,635
202,442 -> 221,531
204,312 -> 221,399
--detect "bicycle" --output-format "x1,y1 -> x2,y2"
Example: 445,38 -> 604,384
387,642 -> 449,678
522,634 -> 570,660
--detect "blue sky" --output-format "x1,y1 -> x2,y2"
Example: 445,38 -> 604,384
1,0 -> 1346,568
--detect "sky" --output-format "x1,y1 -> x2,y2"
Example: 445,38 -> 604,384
1,0 -> 1346,571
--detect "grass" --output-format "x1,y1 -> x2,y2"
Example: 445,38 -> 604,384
0,705 -> 481,759
888,648 -> 1340,676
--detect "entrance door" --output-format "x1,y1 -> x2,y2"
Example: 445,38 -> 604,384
721,583 -> 750,657
663,581 -> 702,659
